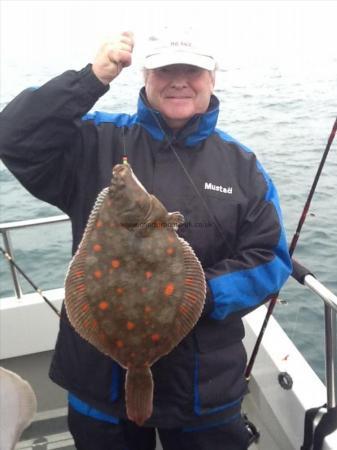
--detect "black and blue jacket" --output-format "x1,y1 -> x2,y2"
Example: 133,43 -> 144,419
0,64 -> 292,429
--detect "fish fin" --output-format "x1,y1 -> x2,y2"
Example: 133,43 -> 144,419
80,187 -> 110,240
125,366 -> 153,426
176,238 -> 206,336
64,247 -> 93,330
64,188 -> 110,352
65,248 -> 111,356
166,211 -> 185,226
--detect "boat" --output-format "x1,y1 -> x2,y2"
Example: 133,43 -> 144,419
0,214 -> 336,450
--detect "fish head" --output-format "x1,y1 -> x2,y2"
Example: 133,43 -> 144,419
109,164 -> 152,227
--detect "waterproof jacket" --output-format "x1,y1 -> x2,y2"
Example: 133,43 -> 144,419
0,64 -> 292,429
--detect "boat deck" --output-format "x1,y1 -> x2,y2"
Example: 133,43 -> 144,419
2,350 -> 259,450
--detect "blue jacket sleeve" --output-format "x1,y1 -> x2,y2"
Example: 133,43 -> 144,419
203,159 -> 292,320
0,64 -> 109,213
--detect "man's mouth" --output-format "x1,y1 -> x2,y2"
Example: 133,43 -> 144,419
165,96 -> 192,99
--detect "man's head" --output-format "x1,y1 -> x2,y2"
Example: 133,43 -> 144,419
142,34 -> 217,131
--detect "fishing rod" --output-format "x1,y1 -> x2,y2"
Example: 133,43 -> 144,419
245,116 -> 337,380
0,246 -> 61,318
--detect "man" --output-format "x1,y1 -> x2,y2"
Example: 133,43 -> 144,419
0,31 -> 292,450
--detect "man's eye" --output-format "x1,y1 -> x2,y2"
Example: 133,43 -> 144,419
157,67 -> 171,74
154,66 -> 203,76
186,67 -> 202,75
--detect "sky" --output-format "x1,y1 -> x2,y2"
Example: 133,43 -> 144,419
1,0 -> 337,76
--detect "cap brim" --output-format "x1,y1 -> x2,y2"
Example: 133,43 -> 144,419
144,51 -> 216,70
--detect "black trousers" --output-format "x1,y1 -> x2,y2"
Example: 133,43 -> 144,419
68,406 -> 250,450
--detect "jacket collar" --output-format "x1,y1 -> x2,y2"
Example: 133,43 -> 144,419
136,87 -> 220,147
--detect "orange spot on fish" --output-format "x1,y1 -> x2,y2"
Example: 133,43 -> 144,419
77,283 -> 85,292
166,247 -> 175,256
116,339 -> 124,348
93,243 -> 102,252
94,270 -> 103,279
184,278 -> 194,286
111,259 -> 121,269
82,303 -> 90,313
96,219 -> 103,229
116,287 -> 124,295
127,321 -> 136,330
98,301 -> 109,311
91,319 -> 98,329
145,271 -> 153,279
151,334 -> 160,343
164,282 -> 175,297
75,270 -> 84,278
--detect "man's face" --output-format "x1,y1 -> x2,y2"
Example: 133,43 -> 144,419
144,64 -> 215,131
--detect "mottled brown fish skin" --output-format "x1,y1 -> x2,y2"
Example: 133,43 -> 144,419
64,163 -> 206,425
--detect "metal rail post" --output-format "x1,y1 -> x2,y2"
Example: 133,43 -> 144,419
324,304 -> 337,409
1,230 -> 22,298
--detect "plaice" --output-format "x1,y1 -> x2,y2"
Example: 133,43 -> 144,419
64,163 -> 206,425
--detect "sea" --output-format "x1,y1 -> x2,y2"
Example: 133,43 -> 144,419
0,58 -> 336,383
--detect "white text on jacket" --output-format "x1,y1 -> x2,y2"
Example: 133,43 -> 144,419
204,182 -> 233,194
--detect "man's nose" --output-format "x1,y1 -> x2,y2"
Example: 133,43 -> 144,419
170,73 -> 188,88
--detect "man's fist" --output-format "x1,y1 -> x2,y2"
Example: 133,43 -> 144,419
92,31 -> 134,85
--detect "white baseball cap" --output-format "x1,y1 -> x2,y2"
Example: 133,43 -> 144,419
143,33 -> 217,71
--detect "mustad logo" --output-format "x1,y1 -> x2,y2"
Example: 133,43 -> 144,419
204,182 -> 233,195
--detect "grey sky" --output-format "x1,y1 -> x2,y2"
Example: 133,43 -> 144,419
1,0 -> 336,100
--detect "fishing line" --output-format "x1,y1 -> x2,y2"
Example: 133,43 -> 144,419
0,246 -> 61,318
122,126 -> 128,165
245,116 -> 337,381
284,293 -> 302,350
288,117 -> 337,257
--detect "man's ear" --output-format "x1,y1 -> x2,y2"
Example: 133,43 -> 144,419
210,70 -> 216,90
143,68 -> 149,83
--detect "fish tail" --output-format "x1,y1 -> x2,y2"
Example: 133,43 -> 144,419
125,366 -> 153,426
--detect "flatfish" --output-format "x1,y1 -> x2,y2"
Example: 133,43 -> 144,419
0,367 -> 37,450
65,163 -> 206,425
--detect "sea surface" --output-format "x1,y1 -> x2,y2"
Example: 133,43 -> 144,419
0,60 -> 336,382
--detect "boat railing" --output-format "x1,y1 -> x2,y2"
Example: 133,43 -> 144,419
1,216 -> 336,410
292,259 -> 337,411
0,215 -> 69,299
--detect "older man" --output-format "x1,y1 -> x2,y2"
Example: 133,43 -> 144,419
0,31 -> 292,450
